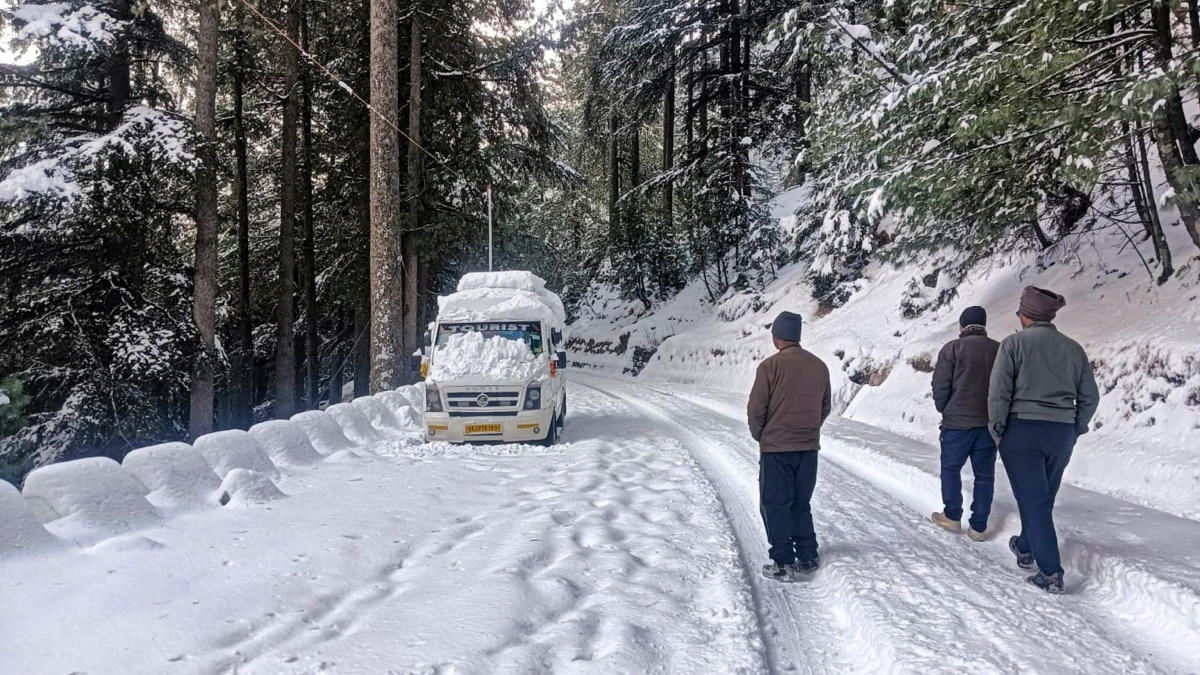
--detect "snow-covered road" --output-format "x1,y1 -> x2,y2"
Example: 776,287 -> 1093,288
3,376 -> 1199,674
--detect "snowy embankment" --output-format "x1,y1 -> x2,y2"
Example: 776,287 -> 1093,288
0,385 -> 426,558
570,187 -> 1200,521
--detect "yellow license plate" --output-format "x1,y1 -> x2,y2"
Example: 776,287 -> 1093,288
465,423 -> 502,435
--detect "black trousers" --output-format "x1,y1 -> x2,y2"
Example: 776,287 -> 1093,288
759,450 -> 819,565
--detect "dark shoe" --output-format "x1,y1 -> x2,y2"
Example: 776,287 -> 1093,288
1009,536 -> 1035,570
795,558 -> 820,573
1027,570 -> 1065,595
761,562 -> 796,583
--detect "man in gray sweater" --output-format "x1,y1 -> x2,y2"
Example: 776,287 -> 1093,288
989,286 -> 1100,594
930,306 -> 1000,541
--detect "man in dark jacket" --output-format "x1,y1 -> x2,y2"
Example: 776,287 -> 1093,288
930,306 -> 1000,541
989,286 -> 1100,594
748,311 -> 832,583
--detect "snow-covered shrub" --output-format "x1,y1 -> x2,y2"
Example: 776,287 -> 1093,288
325,403 -> 384,445
289,411 -> 357,455
0,479 -> 54,557
249,420 -> 323,466
217,469 -> 286,507
121,442 -> 222,509
193,431 -> 279,481
21,457 -> 159,535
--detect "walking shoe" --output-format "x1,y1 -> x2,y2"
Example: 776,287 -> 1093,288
967,528 -> 988,542
795,558 -> 820,573
1027,570 -> 1066,595
930,511 -> 962,532
1009,536 -> 1036,570
761,562 -> 796,583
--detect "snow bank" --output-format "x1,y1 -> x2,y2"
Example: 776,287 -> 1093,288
249,419 -> 324,466
21,457 -> 159,536
326,403 -> 385,444
429,332 -> 547,383
375,390 -> 423,429
455,271 -> 567,324
351,396 -> 405,433
193,430 -> 280,481
0,480 -> 54,556
217,469 -> 286,507
289,410 -> 357,455
121,442 -> 222,509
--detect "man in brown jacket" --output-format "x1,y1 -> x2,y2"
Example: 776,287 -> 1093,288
930,306 -> 1000,541
748,310 -> 832,583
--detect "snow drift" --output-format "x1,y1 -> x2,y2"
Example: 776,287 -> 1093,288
428,332 -> 547,383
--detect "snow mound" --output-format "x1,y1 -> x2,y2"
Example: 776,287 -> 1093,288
89,535 -> 166,555
193,430 -> 280,481
438,287 -> 566,327
217,469 -> 286,507
428,332 -> 547,383
326,403 -> 385,444
455,271 -> 567,323
351,396 -> 406,433
0,480 -> 54,556
375,390 -> 423,429
121,442 -> 222,509
290,410 -> 358,454
395,383 -> 425,411
249,419 -> 324,466
21,457 -> 159,536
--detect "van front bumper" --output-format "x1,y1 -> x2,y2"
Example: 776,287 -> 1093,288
424,409 -> 554,444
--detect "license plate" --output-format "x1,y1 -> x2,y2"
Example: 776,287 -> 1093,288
465,423 -> 502,435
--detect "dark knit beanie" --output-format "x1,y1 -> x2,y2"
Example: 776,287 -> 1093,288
1019,286 -> 1066,322
959,306 -> 987,328
772,311 -> 803,343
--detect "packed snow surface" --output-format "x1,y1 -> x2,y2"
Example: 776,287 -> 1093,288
428,331 -> 548,383
3,380 -> 1199,674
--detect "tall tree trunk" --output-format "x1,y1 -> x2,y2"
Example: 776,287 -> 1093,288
233,3 -> 253,428
1133,128 -> 1174,283
402,10 -> 422,385
663,60 -> 674,227
368,0 -> 404,391
274,0 -> 301,419
300,2 -> 319,408
190,0 -> 220,439
1151,2 -> 1200,252
608,111 -> 620,245
107,0 -> 132,128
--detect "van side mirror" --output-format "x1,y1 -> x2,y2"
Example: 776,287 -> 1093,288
556,351 -> 567,369
410,354 -> 423,373
422,332 -> 432,348
551,328 -> 563,344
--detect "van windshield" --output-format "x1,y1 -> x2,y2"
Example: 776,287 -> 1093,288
436,322 -> 544,356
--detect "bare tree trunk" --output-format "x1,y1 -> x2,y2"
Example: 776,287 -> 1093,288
1134,129 -> 1174,283
233,3 -> 253,428
107,0 -> 132,128
369,0 -> 404,391
300,3 -> 319,408
354,290 -> 371,398
274,0 -> 301,419
1151,2 -> 1200,252
190,0 -> 219,439
608,111 -> 620,245
402,10 -> 422,385
663,59 -> 674,227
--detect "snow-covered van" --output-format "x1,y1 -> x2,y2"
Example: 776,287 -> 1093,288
414,271 -> 568,445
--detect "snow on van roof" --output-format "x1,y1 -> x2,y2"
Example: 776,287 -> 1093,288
439,272 -> 566,326
454,271 -> 566,323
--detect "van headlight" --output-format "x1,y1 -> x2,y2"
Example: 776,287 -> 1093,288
524,385 -> 542,410
426,384 -> 443,413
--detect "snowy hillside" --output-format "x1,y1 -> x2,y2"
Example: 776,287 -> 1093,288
570,189 -> 1200,520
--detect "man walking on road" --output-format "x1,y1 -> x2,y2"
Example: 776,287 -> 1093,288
748,311 -> 832,583
930,306 -> 1000,541
989,287 -> 1100,594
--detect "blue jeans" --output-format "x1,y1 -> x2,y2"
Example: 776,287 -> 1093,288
999,419 -> 1076,576
759,451 -> 819,565
940,427 -> 997,533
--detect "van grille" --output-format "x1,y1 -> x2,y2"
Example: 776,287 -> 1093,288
445,389 -> 522,411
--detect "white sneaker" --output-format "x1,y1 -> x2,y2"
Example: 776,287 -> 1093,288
967,527 -> 988,542
930,511 -> 962,532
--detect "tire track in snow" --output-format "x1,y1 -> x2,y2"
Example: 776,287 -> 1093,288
576,380 -> 874,674
579,374 -> 1188,675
